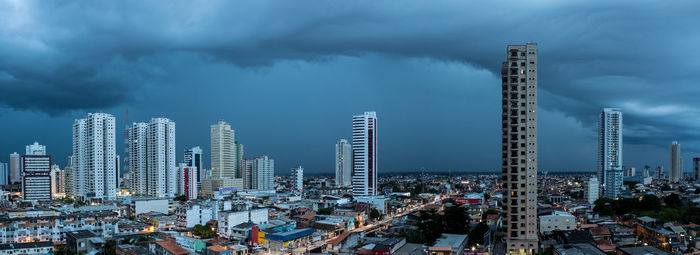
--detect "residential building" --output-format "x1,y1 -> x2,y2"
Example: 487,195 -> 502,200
0,241 -> 54,254
9,152 -> 20,184
694,158 -> 700,181
251,156 -> 274,190
501,43 -> 538,253
643,165 -> 651,178
0,209 -> 118,244
670,141 -> 681,183
585,177 -> 599,204
21,155 -> 52,201
217,209 -> 269,239
50,164 -> 65,198
25,141 -> 46,156
625,167 -> 635,177
335,139 -> 352,187
127,118 -> 177,197
177,163 -> 197,200
175,200 -> 231,229
291,165 -> 303,191
428,234 -> 468,255
184,146 -> 203,187
598,108 -> 623,198
539,211 -> 575,234
72,113 -> 117,200
203,120 -> 244,195
0,162 -> 7,185
352,111 -> 378,197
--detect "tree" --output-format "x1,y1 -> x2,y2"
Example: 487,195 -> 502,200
174,195 -> 187,202
639,195 -> 661,211
137,235 -> 155,242
664,194 -> 682,208
443,206 -> 469,234
417,209 -> 444,244
104,240 -> 117,255
593,197 -> 615,216
192,224 -> 215,238
483,193 -> 491,201
318,208 -> 333,215
370,208 -> 383,220
468,222 -> 490,247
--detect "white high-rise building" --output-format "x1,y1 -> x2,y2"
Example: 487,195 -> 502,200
9,152 -> 21,183
211,120 -> 236,180
670,141 -> 681,183
352,111 -> 378,197
184,146 -> 203,186
335,139 -> 352,187
22,155 -> 52,201
693,158 -> 700,181
128,118 -> 176,197
501,43 -> 538,253
584,177 -> 599,204
251,156 -> 274,190
72,113 -> 117,200
50,164 -> 65,198
291,166 -> 303,191
26,142 -> 46,156
0,162 -> 7,185
177,163 -> 198,200
625,167 -> 636,177
598,108 -> 623,199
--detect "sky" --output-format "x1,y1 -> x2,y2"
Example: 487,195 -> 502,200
1,0 -> 699,174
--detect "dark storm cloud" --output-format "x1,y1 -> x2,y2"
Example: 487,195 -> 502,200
2,0 -> 700,157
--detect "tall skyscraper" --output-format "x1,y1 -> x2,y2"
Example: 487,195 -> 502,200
584,177 -> 599,204
251,156 -> 274,190
694,158 -> 700,181
335,139 -> 352,187
625,167 -> 635,177
64,156 -> 74,198
127,118 -> 177,197
235,142 -> 244,178
211,120 -> 236,179
203,120 -> 244,195
352,111 -> 378,197
657,166 -> 663,180
501,43 -> 538,253
598,108 -> 623,198
184,146 -> 203,185
50,164 -> 65,198
72,112 -> 117,200
670,141 -> 681,183
0,162 -> 7,185
22,155 -> 52,201
291,165 -> 303,191
26,141 -> 46,155
642,165 -> 651,178
177,163 -> 197,200
9,152 -> 20,183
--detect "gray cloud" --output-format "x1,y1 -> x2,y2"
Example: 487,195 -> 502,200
1,0 -> 699,170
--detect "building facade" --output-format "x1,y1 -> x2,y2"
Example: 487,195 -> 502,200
693,158 -> 700,181
21,155 -> 51,201
72,112 -> 117,200
669,141 -> 681,183
335,139 -> 352,187
128,118 -> 177,197
184,146 -> 203,187
204,120 -> 244,194
585,177 -> 599,204
0,162 -> 7,186
25,142 -> 46,156
9,153 -> 20,184
291,166 -> 303,191
598,108 -> 623,198
50,164 -> 65,198
352,111 -> 378,197
251,156 -> 274,190
501,43 -> 538,253
177,163 -> 197,200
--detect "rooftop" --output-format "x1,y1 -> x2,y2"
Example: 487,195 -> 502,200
431,233 -> 468,249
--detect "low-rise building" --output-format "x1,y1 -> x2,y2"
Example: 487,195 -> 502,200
0,209 -> 118,244
428,233 -> 468,255
0,241 -> 54,255
217,209 -> 268,239
540,211 -> 576,234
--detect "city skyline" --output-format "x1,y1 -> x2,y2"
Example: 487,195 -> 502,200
2,1 -> 700,174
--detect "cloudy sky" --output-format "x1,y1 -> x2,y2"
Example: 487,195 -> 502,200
1,0 -> 699,174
